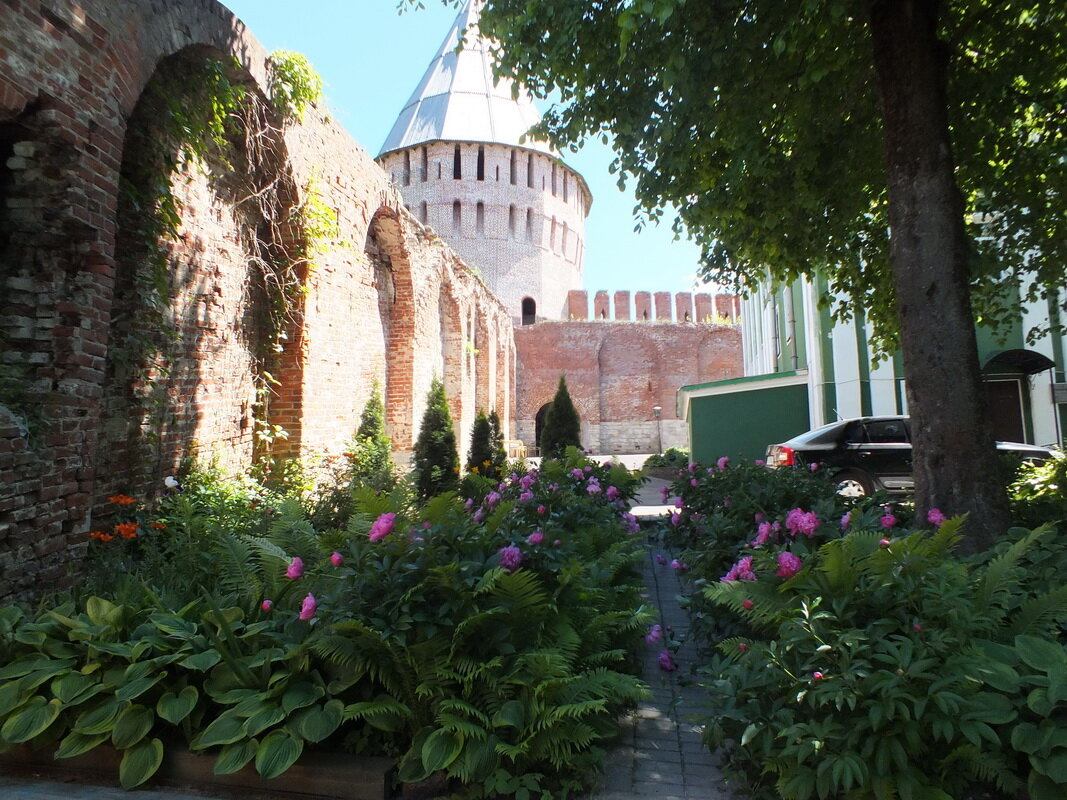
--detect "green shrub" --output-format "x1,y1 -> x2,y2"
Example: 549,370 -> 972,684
1011,449 -> 1067,528
642,447 -> 689,470
466,410 -> 503,482
412,378 -> 460,500
539,376 -> 581,458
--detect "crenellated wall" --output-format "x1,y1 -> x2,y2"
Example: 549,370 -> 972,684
0,0 -> 513,601
566,289 -> 741,324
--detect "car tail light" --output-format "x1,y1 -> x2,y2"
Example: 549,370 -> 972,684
767,445 -> 796,468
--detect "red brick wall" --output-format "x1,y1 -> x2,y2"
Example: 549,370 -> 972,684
514,320 -> 741,454
0,0 -> 514,601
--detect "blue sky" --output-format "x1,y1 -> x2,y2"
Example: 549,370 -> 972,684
221,0 -> 710,296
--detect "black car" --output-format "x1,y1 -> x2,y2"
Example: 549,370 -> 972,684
765,416 -> 1054,496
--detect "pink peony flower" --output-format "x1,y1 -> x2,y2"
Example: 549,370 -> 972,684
473,509 -> 485,524
880,513 -> 898,529
622,512 -> 640,533
688,462 -> 698,473
754,459 -> 765,467
809,462 -> 819,471
840,512 -> 852,530
879,538 -> 891,548
751,521 -> 774,548
518,490 -> 534,503
670,512 -> 681,527
520,474 -> 536,490
670,559 -> 688,571
498,545 -> 523,572
742,599 -> 754,610
913,623 -> 923,631
717,456 -> 730,472
537,505 -> 546,514
486,492 -> 502,507
260,599 -> 273,611
660,485 -> 670,502
553,539 -> 562,547
571,468 -> 585,480
586,482 -> 601,495
738,643 -> 748,652
754,512 -> 765,522
285,557 -> 304,580
927,508 -> 946,526
606,485 -> 620,501
645,624 -> 662,643
655,553 -> 667,565
298,593 -> 317,621
526,531 -> 544,545
690,478 -> 698,487
722,556 -> 757,582
674,497 -> 684,509
330,552 -> 344,567
785,508 -> 819,538
369,512 -> 396,542
775,551 -> 803,579
658,650 -> 677,671
812,671 -> 824,681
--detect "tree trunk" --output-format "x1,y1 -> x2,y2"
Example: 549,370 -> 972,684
867,0 -> 1009,553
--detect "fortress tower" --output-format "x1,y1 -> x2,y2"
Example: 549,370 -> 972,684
377,0 -> 590,323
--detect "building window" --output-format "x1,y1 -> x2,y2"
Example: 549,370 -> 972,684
522,297 -> 536,325
525,209 -> 534,242
510,150 -> 517,185
453,200 -> 461,232
476,201 -> 485,234
419,201 -> 428,223
508,205 -> 516,238
421,146 -> 428,181
453,145 -> 462,179
563,173 -> 568,202
550,217 -> 557,251
437,161 -> 442,180
477,145 -> 485,181
551,163 -> 557,196
403,151 -> 411,186
527,153 -> 534,188
561,223 -> 568,256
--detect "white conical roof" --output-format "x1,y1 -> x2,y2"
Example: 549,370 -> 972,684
379,0 -> 554,157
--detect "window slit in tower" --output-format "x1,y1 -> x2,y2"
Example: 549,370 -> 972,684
453,200 -> 461,232
403,151 -> 411,185
508,205 -> 516,239
453,145 -> 462,179
510,150 -> 517,185
421,146 -> 428,181
525,209 -> 533,242
477,145 -> 485,181
551,163 -> 557,196
527,153 -> 534,188
476,201 -> 485,234
420,201 -> 428,223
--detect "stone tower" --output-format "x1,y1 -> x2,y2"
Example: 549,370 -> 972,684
377,0 -> 590,323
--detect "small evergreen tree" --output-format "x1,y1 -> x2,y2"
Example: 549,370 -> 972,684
413,378 -> 460,499
350,382 -> 394,491
487,409 -> 507,476
466,410 -> 498,479
540,375 -> 581,459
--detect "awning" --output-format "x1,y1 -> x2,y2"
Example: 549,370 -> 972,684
983,349 -> 1056,375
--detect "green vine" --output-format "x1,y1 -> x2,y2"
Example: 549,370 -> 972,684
267,50 -> 324,122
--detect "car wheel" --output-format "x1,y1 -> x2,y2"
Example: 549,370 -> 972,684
834,469 -> 875,497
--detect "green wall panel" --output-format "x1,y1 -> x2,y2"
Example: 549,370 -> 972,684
689,384 -> 811,464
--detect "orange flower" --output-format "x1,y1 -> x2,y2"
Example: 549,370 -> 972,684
108,494 -> 137,506
151,522 -> 166,530
92,532 -> 114,542
88,530 -> 104,540
114,522 -> 139,539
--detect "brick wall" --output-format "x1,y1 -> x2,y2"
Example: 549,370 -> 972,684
0,0 -> 514,601
514,320 -> 741,454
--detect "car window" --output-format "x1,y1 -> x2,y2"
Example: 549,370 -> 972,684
863,420 -> 909,444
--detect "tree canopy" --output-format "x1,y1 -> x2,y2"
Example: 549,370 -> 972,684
471,0 -> 1064,353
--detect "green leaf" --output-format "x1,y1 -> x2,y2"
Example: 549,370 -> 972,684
1016,635 -> 1065,672
255,729 -> 304,779
73,697 -> 125,735
1044,750 -> 1067,784
0,681 -> 27,716
295,700 -> 343,743
1013,722 -> 1044,755
1030,770 -> 1066,800
243,704 -> 286,737
86,597 -> 123,628
1,697 -> 62,743
51,673 -> 97,704
421,728 -> 463,773
116,673 -> 165,702
54,730 -> 109,759
191,713 -> 247,750
180,650 -> 221,672
157,686 -> 199,724
282,682 -> 323,714
112,704 -> 155,749
491,700 -> 524,730
214,739 -> 258,775
119,737 -> 163,789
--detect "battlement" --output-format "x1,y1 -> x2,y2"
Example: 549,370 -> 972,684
566,290 -> 740,324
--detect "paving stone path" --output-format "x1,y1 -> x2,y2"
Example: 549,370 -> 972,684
2,475 -> 733,800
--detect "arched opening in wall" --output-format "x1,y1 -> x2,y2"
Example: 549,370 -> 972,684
453,145 -> 462,179
0,121 -> 35,280
534,402 -> 552,452
421,146 -> 428,181
508,205 -> 516,239
527,153 -> 534,188
367,207 -> 417,449
476,202 -> 485,234
98,46 -> 304,512
419,201 -> 428,224
521,297 -> 537,325
403,150 -> 411,186
452,200 -> 462,233
477,146 -> 485,181
510,150 -> 517,185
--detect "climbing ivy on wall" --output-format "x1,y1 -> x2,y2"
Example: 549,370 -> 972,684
267,50 -> 324,122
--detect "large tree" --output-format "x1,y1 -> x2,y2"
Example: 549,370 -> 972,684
455,0 -> 1065,551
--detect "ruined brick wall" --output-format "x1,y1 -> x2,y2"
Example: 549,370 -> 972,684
379,142 -> 588,321
0,0 -> 513,601
514,292 -> 741,454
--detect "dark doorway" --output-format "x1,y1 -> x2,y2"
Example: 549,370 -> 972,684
984,379 -> 1026,442
534,402 -> 551,452
521,297 -> 536,325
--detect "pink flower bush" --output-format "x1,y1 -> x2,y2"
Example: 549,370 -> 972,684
690,478 -> 699,487
775,551 -> 803,579
518,490 -> 534,503
645,624 -> 662,643
840,511 -> 852,530
655,554 -> 667,565
722,556 -> 757,582
658,650 -> 677,671
260,599 -> 273,611
330,552 -> 344,567
879,538 -> 891,548
670,559 -> 688,571
369,512 -> 396,542
785,508 -> 819,538
485,492 -> 502,508
674,497 -> 684,509
809,462 -> 819,471
606,485 -> 620,501
751,521 -> 774,548
622,512 -> 640,533
537,505 -> 546,514
812,671 -> 824,681
498,545 -> 523,572
927,508 -> 946,526
526,531 -> 544,545
284,557 -> 304,580
298,593 -> 317,620
717,456 -> 730,472
742,599 -> 754,610
880,513 -> 898,529
670,512 -> 681,526
660,485 -> 671,502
